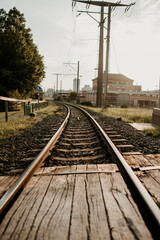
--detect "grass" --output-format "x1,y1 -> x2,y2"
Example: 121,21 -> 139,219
0,116 -> 35,140
144,128 -> 160,137
83,106 -> 153,123
0,109 -> 23,118
83,106 -> 160,137
0,102 -> 60,141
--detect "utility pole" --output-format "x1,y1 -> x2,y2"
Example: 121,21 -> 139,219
73,1 -> 135,108
77,61 -> 80,102
103,4 -> 111,109
60,80 -> 62,93
97,5 -> 104,107
51,73 -> 62,94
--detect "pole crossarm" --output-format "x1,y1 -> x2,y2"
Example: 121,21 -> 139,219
73,0 -> 131,7
51,73 -> 76,76
78,10 -> 108,14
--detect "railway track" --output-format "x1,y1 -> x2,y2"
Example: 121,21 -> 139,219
0,103 -> 160,239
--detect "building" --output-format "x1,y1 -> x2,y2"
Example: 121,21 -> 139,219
82,85 -> 92,92
92,73 -> 141,92
73,78 -> 80,92
45,88 -> 54,97
82,73 -> 159,107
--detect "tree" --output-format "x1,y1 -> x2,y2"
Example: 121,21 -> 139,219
0,7 -> 45,98
67,91 -> 77,101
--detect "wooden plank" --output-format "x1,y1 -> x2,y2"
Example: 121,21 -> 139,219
0,175 -> 42,239
0,166 -> 76,240
0,176 -> 18,198
50,154 -> 106,162
85,164 -> 111,239
98,165 -> 153,239
106,131 -> 117,134
55,146 -> 102,152
116,145 -> 134,148
144,154 -> 160,166
66,129 -> 94,133
112,139 -> 126,142
58,140 -> 99,146
64,133 -> 96,137
27,165 -> 76,240
135,169 -> 160,207
69,165 -> 89,239
122,152 -> 142,156
124,155 -> 153,169
109,135 -> 122,137
61,136 -> 97,141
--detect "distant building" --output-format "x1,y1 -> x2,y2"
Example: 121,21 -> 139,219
45,88 -> 54,97
82,85 -> 92,92
73,78 -> 80,92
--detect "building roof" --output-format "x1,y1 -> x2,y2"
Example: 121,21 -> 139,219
92,73 -> 134,82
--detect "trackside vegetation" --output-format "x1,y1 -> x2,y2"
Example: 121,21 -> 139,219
0,103 -> 60,140
82,106 -> 160,137
0,7 -> 45,99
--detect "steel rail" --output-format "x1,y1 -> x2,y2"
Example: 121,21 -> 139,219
0,105 -> 70,217
73,104 -> 160,240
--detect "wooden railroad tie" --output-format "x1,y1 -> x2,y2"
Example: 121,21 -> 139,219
34,165 -> 160,176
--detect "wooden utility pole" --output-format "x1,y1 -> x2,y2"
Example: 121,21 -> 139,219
73,1 -> 135,108
103,4 -> 111,109
97,6 -> 104,107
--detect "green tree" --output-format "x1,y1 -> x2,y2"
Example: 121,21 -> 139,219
68,91 -> 77,101
0,7 -> 45,98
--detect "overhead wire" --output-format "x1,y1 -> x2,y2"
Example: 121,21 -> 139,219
110,31 -> 120,73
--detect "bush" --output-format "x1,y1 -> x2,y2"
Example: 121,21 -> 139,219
55,95 -> 63,101
120,104 -> 128,108
81,101 -> 93,107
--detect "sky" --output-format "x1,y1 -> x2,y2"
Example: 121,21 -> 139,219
1,0 -> 160,91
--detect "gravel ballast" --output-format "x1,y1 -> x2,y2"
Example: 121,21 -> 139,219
0,105 -> 159,175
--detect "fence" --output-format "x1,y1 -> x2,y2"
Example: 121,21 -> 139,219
0,96 -> 48,122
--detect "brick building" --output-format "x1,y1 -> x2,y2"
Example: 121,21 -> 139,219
82,73 -> 159,107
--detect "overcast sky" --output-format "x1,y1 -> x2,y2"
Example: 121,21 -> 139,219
1,0 -> 160,91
